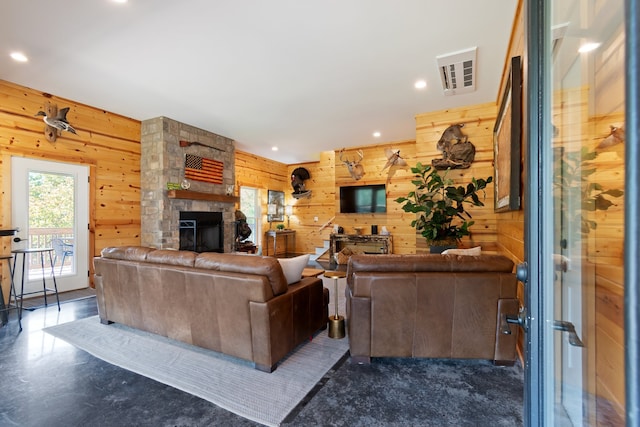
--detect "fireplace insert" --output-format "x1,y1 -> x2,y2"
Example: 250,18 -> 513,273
179,211 -> 223,253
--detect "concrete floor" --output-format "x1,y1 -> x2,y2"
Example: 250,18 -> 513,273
0,297 -> 524,427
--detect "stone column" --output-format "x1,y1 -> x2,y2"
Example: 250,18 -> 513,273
140,117 -> 236,252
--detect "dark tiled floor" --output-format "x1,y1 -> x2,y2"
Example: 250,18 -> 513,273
0,297 -> 523,427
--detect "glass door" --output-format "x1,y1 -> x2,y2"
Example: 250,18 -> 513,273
525,0 -> 627,425
11,157 -> 89,294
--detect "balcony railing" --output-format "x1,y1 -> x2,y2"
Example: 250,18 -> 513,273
19,227 -> 74,276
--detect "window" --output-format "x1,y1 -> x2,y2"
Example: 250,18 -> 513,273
240,186 -> 260,246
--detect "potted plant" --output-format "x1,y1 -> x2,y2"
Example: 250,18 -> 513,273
395,163 -> 492,252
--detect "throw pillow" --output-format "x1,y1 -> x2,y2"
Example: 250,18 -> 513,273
277,254 -> 310,285
441,246 -> 482,256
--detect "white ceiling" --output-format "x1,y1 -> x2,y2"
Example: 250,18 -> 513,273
1,0 -> 518,164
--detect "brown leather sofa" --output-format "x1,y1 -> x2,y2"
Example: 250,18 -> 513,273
94,246 -> 329,372
345,253 -> 520,365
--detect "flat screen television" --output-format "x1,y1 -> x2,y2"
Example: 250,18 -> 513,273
339,184 -> 386,213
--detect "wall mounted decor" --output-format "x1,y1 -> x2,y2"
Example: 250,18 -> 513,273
267,190 -> 285,222
179,140 -> 225,152
381,148 -> 407,173
493,56 -> 522,212
291,167 -> 312,199
432,123 -> 476,170
339,148 -> 366,180
596,125 -> 625,149
184,154 -> 223,184
34,101 -> 77,142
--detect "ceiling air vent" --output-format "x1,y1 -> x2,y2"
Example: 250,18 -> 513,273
436,47 -> 477,96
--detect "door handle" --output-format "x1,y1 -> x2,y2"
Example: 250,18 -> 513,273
516,261 -> 528,282
501,307 -> 527,334
500,262 -> 529,335
553,320 -> 584,347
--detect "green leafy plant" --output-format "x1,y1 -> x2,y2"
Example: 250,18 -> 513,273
554,147 -> 623,243
395,163 -> 492,245
276,223 -> 285,230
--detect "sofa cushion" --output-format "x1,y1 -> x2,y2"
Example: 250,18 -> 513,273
441,246 -> 482,256
347,254 -> 514,277
146,249 -> 197,267
99,247 -> 289,296
100,246 -> 154,262
194,253 -> 288,296
277,254 -> 310,285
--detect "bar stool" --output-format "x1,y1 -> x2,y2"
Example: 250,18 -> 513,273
324,270 -> 346,339
0,254 -> 21,331
12,248 -> 60,323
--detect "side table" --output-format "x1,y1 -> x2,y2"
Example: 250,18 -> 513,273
302,268 -> 324,278
264,230 -> 296,256
324,270 -> 346,339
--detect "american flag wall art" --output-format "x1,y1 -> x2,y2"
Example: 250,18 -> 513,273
184,154 -> 224,184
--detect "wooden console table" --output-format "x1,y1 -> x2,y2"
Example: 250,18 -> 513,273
329,233 -> 392,262
264,230 -> 296,256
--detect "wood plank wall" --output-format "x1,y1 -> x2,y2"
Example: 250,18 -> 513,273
0,79 -> 141,294
591,111 -> 625,422
332,140 -> 417,255
590,16 -> 625,419
415,103 -> 499,253
497,0 -> 526,366
496,0 -> 525,266
285,151 -> 337,256
239,112 -> 502,259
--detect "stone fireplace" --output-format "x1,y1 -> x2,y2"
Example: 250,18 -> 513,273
140,117 -> 236,252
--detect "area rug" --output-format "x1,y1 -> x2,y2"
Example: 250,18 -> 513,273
44,279 -> 349,427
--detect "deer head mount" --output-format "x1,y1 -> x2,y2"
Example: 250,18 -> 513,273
339,148 -> 366,180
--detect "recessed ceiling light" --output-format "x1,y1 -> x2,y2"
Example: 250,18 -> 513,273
112,0 -> 128,3
578,42 -> 601,53
373,132 -> 381,138
10,52 -> 28,62
271,146 -> 279,151
414,80 -> 427,90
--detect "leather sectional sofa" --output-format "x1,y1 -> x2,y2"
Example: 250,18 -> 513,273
94,246 -> 329,372
345,253 -> 520,365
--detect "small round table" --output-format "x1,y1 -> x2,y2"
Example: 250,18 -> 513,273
324,270 -> 346,339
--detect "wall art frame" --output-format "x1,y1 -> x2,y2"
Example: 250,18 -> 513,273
267,190 -> 285,222
493,55 -> 523,212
